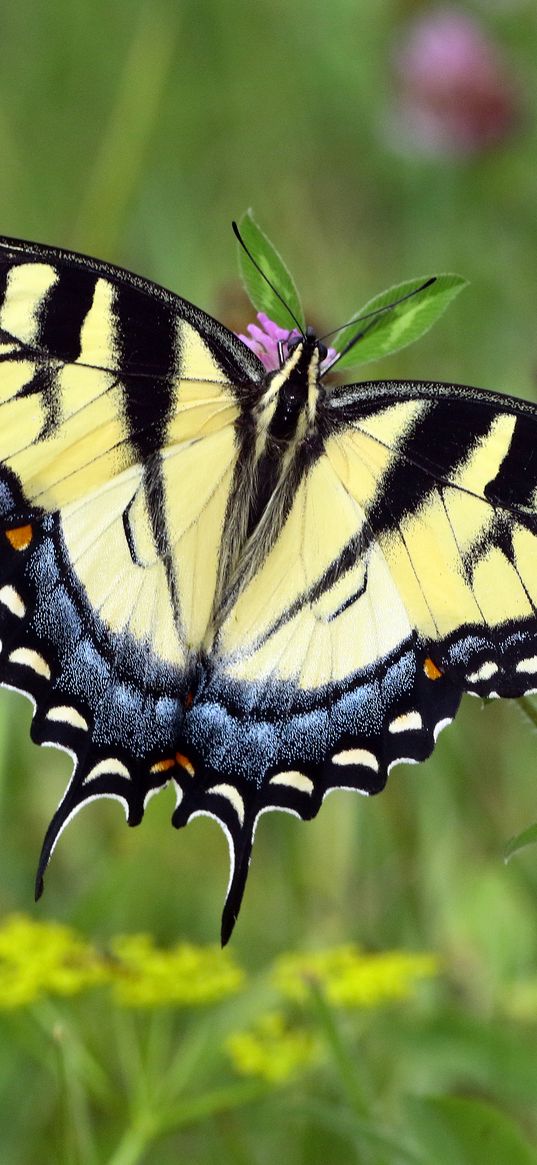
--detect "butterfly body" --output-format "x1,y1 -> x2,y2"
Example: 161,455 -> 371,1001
0,235 -> 536,940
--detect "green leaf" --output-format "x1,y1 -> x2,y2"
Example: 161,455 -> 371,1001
504,822 -> 537,864
516,695 -> 537,732
332,274 -> 468,370
405,1095 -> 537,1165
394,1009 -> 537,1109
236,210 -> 305,332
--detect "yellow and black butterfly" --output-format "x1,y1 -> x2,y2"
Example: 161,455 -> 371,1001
0,233 -> 536,941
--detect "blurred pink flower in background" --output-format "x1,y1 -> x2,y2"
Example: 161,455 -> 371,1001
392,7 -> 521,156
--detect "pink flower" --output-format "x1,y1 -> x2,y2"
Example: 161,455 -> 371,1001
238,312 -> 336,373
393,7 -> 520,156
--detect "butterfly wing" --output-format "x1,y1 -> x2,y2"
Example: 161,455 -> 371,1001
197,379 -> 537,938
0,237 -> 264,886
324,379 -> 537,696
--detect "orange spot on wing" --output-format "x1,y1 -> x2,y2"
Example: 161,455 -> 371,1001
5,524 -> 33,551
176,752 -> 195,777
150,757 -> 176,774
149,753 -> 195,778
184,691 -> 193,709
424,656 -> 443,681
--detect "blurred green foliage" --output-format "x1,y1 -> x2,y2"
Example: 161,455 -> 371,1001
1,0 -> 537,1160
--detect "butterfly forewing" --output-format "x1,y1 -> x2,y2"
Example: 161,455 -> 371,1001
0,238 -> 264,661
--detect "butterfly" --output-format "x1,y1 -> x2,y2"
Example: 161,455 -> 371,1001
0,234 -> 536,942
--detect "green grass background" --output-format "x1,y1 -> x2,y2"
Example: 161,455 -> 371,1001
1,0 -> 537,1161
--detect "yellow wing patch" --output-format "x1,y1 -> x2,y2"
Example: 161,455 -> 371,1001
0,262 -> 58,344
216,452 -> 413,686
336,409 -> 537,645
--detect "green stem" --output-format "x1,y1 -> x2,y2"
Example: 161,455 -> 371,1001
106,1117 -> 156,1165
113,1009 -> 148,1107
106,1082 -> 266,1165
72,1 -> 177,253
305,988 -> 424,1163
307,980 -> 370,1116
298,1098 -> 425,1165
157,1081 -> 269,1132
42,1009 -> 101,1165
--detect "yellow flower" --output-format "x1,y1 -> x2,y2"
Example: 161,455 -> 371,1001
226,1011 -> 317,1083
0,915 -> 245,1011
0,914 -> 108,1008
109,933 -> 245,1007
273,945 -> 440,1008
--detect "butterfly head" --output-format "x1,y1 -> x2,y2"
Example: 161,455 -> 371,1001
286,325 -> 328,367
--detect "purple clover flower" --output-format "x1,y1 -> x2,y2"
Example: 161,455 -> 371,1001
238,312 -> 336,373
393,7 -> 520,156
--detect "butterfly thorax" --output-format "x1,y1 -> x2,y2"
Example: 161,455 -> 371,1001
245,335 -> 325,529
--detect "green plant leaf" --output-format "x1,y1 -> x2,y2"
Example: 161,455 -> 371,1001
516,695 -> 537,732
405,1095 -> 537,1165
236,210 -> 305,332
504,822 -> 537,863
393,1010 -> 537,1109
332,274 -> 468,370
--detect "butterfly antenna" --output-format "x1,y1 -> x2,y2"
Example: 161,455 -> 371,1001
323,277 -> 436,371
232,221 -> 305,338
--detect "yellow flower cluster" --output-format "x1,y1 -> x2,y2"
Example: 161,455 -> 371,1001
226,1011 -> 317,1083
0,915 -> 243,1010
225,945 -> 439,1083
0,909 -> 439,1097
0,914 -> 107,1008
109,933 -> 245,1007
273,944 -> 440,1008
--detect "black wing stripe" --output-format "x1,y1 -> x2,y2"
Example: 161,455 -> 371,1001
17,365 -> 62,439
113,284 -> 183,623
36,265 -> 98,363
0,266 -> 10,333
367,400 -> 496,537
485,412 -> 537,510
113,281 -> 177,386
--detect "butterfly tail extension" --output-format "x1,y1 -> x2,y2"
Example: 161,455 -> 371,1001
220,813 -> 256,946
34,760 -> 137,900
170,767 -> 256,944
